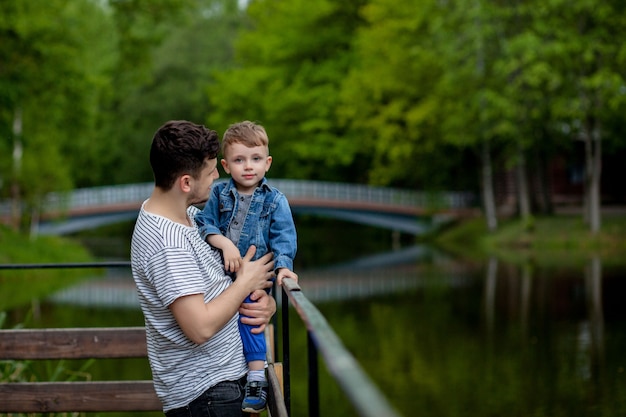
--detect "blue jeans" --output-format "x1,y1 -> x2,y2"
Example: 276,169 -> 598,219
164,376 -> 247,417
239,291 -> 270,363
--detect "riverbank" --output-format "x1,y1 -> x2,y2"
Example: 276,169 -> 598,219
0,225 -> 98,312
433,210 -> 626,268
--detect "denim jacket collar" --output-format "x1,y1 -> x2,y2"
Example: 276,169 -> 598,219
223,177 -> 272,197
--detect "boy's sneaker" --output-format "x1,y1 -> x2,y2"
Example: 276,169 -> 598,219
242,380 -> 269,413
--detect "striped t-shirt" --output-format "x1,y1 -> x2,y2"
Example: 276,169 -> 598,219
130,202 -> 247,412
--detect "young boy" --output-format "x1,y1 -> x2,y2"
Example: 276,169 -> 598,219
195,120 -> 298,413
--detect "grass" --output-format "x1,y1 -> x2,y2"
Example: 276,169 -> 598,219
432,212 -> 626,268
0,225 -> 99,312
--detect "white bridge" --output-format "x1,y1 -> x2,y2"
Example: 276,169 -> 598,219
1,179 -> 476,235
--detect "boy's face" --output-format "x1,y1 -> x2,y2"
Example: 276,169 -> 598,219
221,142 -> 272,194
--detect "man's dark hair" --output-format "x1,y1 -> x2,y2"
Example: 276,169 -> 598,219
150,120 -> 220,190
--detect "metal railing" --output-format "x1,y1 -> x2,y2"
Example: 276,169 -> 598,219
0,262 -> 402,417
280,278 -> 401,417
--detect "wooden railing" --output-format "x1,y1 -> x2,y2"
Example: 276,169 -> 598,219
0,327 -> 161,412
0,326 -> 287,415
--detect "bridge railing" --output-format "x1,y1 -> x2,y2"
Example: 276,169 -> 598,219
270,179 -> 474,209
43,183 -> 154,212
1,180 -> 474,220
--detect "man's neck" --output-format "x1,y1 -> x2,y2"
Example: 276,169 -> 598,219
144,188 -> 191,226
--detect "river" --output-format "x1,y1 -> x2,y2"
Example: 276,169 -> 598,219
4,217 -> 626,417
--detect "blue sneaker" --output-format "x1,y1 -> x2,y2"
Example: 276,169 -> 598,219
242,380 -> 268,413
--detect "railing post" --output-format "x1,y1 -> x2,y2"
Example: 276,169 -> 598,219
307,331 -> 319,417
281,286 -> 291,416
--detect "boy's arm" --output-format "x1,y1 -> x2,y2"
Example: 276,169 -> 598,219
269,194 -> 298,283
194,186 -> 223,241
207,234 -> 242,273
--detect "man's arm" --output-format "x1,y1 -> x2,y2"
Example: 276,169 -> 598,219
169,246 -> 274,344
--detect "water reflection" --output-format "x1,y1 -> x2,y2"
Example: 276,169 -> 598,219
48,245 -> 470,305
472,254 -> 626,417
585,256 -> 604,383
484,256 -> 498,339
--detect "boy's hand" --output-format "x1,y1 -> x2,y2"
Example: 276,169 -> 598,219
222,242 -> 242,273
276,268 -> 298,286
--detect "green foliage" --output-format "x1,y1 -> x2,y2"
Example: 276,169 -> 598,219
0,0 -> 117,203
1,0 -> 625,229
207,0 -> 367,181
340,0 -> 455,187
95,0 -> 244,185
0,225 -> 98,311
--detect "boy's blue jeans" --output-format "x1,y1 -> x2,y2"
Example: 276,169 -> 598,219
239,293 -> 268,362
164,375 -> 247,417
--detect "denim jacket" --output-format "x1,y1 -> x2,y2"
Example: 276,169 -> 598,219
195,178 -> 297,272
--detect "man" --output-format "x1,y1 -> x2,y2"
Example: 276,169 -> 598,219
131,120 -> 276,416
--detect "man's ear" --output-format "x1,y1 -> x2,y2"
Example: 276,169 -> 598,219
178,174 -> 192,193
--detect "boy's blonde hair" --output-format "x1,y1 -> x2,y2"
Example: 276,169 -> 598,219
222,121 -> 269,156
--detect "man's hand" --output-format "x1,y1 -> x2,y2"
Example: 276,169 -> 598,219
170,247 -> 273,344
239,289 -> 276,334
235,246 -> 274,294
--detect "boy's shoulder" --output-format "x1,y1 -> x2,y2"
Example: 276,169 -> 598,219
261,181 -> 287,199
211,180 -> 232,196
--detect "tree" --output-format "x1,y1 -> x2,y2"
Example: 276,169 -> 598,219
429,0 -> 508,230
489,1 -> 564,226
339,0 -> 468,189
95,0 -> 245,185
207,0 -> 367,181
0,0 -> 115,230
86,0 -> 202,186
534,0 -> 626,233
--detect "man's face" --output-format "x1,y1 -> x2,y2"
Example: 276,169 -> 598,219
188,158 -> 219,205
